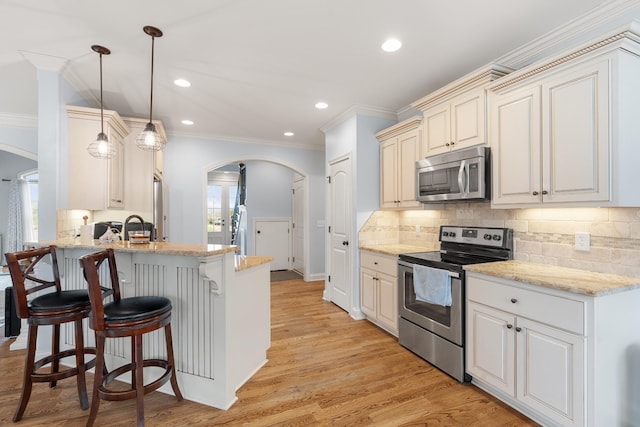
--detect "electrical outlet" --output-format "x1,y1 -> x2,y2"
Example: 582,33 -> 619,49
575,232 -> 590,252
415,225 -> 421,236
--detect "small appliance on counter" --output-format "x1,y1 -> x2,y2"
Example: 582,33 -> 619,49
92,221 -> 123,239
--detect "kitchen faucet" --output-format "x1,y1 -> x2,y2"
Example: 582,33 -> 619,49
123,215 -> 145,241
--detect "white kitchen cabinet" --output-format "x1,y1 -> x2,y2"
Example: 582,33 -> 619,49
466,267 -> 640,427
489,25 -> 640,207
421,88 -> 485,156
412,64 -> 511,158
376,117 -> 421,210
359,250 -> 397,336
66,106 -> 129,210
467,275 -> 585,426
122,117 -> 166,215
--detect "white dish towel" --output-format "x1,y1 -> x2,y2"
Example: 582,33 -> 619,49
412,264 -> 452,306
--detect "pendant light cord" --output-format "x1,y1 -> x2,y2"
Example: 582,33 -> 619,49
149,35 -> 155,124
99,52 -> 104,134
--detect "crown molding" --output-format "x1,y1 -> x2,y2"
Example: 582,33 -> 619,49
495,0 -> 640,69
0,112 -> 37,129
167,129 -> 325,152
320,104 -> 398,133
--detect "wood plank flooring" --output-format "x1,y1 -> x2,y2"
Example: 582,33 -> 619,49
0,279 -> 538,426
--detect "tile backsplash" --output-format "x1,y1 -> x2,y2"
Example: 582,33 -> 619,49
359,203 -> 640,277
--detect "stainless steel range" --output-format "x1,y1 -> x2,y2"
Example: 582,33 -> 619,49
398,225 -> 513,382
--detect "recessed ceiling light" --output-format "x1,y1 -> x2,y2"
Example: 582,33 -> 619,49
315,102 -> 328,109
174,78 -> 191,87
381,38 -> 402,52
181,119 -> 194,125
284,131 -> 294,137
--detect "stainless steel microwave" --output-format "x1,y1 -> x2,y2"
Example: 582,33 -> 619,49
416,146 -> 490,203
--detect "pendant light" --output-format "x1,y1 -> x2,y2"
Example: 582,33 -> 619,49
136,25 -> 166,151
87,45 -> 117,159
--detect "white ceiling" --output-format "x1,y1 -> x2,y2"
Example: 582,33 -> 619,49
0,0 -> 621,149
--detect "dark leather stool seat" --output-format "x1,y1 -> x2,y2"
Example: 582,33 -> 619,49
4,245 -> 97,422
80,248 -> 183,427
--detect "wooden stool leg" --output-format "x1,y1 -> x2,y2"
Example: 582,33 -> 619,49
164,322 -> 183,401
51,324 -> 60,388
13,324 -> 38,422
86,334 -> 105,427
134,334 -> 145,427
74,319 -> 90,410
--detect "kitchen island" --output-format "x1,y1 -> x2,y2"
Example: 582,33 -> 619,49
21,238 -> 272,410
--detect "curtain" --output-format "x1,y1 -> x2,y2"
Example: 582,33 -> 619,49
6,178 -> 31,255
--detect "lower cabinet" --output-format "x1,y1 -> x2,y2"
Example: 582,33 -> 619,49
360,250 -> 397,336
466,270 -> 640,427
467,301 -> 584,426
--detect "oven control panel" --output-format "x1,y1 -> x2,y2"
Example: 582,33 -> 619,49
440,226 -> 512,249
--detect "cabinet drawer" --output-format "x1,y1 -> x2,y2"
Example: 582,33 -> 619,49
467,276 -> 584,335
360,251 -> 397,277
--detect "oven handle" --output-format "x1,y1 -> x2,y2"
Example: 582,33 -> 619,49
398,260 -> 460,279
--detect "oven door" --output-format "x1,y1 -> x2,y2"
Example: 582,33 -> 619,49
398,260 -> 463,346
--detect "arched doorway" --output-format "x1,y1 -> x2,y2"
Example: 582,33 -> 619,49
205,159 -> 308,278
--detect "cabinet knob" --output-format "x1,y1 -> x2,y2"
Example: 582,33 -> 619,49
532,191 -> 539,196
510,298 -> 518,304
450,141 -> 455,145
506,323 -> 513,329
373,261 -> 378,265
542,190 -> 548,195
516,327 -> 522,332
445,143 -> 450,147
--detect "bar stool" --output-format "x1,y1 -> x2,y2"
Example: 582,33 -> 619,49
79,248 -> 183,427
4,245 -> 96,422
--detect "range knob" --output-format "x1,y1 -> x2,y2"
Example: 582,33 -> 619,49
493,234 -> 502,241
483,234 -> 492,240
442,231 -> 449,237
449,232 -> 456,237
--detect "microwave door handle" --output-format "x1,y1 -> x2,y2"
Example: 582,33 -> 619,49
457,160 -> 467,195
464,161 -> 471,196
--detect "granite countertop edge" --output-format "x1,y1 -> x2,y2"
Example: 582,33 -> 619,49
359,243 -> 438,257
464,260 -> 640,297
34,238 -> 239,257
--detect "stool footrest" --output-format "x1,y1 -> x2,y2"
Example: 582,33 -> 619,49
98,359 -> 174,402
31,348 -> 97,383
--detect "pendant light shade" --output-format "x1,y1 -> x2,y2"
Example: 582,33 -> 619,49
87,45 -> 117,159
136,25 -> 166,151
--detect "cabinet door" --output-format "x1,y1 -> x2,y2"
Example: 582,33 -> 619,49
466,301 -> 516,396
380,139 -> 398,208
397,129 -> 421,208
451,89 -> 485,150
376,271 -> 397,333
421,103 -> 451,156
490,86 -> 542,206
541,59 -> 610,204
360,268 -> 377,319
516,317 -> 585,426
106,130 -> 125,209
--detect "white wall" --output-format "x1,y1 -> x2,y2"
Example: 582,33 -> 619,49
163,135 -> 326,277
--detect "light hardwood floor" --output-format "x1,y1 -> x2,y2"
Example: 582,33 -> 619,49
0,279 -> 538,426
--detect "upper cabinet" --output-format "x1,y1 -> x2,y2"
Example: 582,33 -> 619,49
489,23 -> 640,208
412,64 -> 512,158
376,117 -> 422,210
67,106 -> 130,210
123,117 -> 167,214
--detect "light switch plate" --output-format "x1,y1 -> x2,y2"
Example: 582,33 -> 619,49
575,232 -> 590,252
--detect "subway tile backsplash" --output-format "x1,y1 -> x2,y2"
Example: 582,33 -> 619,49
359,204 -> 640,277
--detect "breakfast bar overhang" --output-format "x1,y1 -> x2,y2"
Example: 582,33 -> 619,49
24,239 -> 272,410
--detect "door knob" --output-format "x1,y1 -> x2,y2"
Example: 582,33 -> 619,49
257,230 -> 261,234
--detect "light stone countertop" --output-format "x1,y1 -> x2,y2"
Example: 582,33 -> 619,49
359,243 -> 439,257
37,237 -> 239,257
465,260 -> 640,297
234,255 -> 273,272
